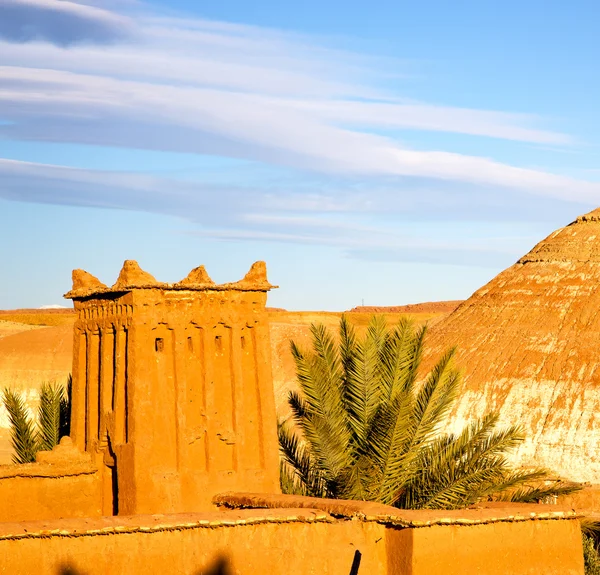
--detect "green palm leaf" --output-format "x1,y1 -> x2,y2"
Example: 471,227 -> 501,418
2,388 -> 38,464
344,315 -> 385,445
37,382 -> 64,452
278,418 -> 326,496
280,315 -> 581,509
289,327 -> 355,494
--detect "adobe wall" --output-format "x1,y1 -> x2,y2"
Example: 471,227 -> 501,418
0,461 -> 101,523
0,502 -> 583,575
558,486 -> 600,511
402,518 -> 583,575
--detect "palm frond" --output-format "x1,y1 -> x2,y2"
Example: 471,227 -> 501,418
2,388 -> 38,464
288,390 -> 309,422
289,327 -> 355,493
419,463 -> 508,509
344,316 -> 385,445
378,318 -> 418,404
280,460 -> 305,495
402,414 -> 530,509
497,474 -> 581,503
278,419 -> 326,497
37,382 -> 64,452
377,349 -> 461,504
280,314 -> 575,512
410,347 -> 459,442
582,518 -> 600,540
339,315 -> 357,381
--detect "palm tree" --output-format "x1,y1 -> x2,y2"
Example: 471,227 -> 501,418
2,376 -> 71,464
279,316 -> 578,509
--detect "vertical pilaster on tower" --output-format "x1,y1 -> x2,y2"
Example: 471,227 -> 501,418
65,261 -> 280,515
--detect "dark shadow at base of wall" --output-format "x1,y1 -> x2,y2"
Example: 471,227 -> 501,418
195,556 -> 233,575
57,554 -> 233,575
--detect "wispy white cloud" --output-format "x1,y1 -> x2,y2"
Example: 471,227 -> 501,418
0,157 -> 558,268
0,0 -> 134,45
0,63 -> 595,201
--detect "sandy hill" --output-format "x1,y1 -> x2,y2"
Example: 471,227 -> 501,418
425,207 -> 600,482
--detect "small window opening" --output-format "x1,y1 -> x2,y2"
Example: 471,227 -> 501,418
188,336 -> 194,352
215,335 -> 223,353
240,335 -> 246,349
155,338 -> 164,352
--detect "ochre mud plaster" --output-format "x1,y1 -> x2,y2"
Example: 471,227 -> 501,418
65,260 -> 281,515
392,518 -> 584,575
421,207 -> 600,483
0,438 -> 101,523
0,504 -> 583,575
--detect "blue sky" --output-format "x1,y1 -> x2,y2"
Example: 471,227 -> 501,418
0,0 -> 599,310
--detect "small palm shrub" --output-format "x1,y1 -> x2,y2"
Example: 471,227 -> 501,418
279,316 -> 579,508
582,520 -> 600,575
583,535 -> 600,575
2,376 -> 71,464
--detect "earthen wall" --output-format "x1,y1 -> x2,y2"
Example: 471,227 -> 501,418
0,504 -> 583,575
0,461 -> 101,523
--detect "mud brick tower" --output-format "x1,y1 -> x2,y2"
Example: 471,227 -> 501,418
64,260 -> 280,515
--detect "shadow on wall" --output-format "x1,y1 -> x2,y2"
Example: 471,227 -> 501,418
58,555 -> 233,575
57,551 -> 362,574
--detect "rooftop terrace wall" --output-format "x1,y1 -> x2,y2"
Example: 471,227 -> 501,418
0,498 -> 584,575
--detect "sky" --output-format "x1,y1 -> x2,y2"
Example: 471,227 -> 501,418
0,0 -> 599,310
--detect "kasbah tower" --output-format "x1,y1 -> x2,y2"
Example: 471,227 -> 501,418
64,259 -> 280,516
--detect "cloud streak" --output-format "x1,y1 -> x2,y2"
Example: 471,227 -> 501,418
0,0 -> 134,45
0,157 -> 569,268
0,63 -> 595,202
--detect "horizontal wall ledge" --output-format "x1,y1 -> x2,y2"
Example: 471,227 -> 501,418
0,461 -> 98,479
213,492 -> 582,527
0,508 -> 334,541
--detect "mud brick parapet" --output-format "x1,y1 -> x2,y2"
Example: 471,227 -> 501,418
64,260 -> 281,516
0,502 -> 585,574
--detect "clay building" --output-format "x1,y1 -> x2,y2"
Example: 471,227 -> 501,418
65,260 -> 280,515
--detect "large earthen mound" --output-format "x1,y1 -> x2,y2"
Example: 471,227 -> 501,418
425,207 -> 600,482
